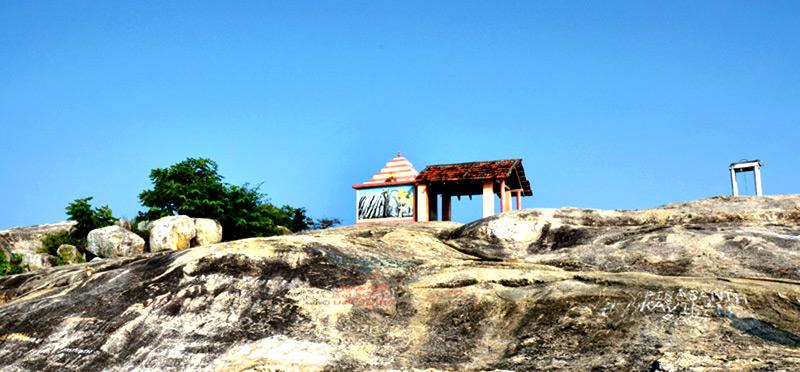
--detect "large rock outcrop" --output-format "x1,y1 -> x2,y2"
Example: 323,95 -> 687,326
449,195 -> 800,280
86,226 -> 145,258
0,196 -> 799,370
0,221 -> 75,271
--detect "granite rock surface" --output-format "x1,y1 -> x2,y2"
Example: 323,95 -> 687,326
0,196 -> 799,370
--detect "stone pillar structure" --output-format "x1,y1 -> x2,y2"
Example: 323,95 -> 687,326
482,180 -> 495,218
441,194 -> 452,221
754,166 -> 763,196
729,160 -> 763,197
499,179 -> 508,213
416,184 -> 429,222
428,190 -> 438,221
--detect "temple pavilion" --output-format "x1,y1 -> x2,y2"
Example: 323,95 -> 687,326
352,153 -> 533,224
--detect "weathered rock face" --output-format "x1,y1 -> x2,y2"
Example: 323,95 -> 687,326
0,221 -> 75,271
23,253 -> 56,270
114,219 -> 132,231
149,215 -> 196,252
449,195 -> 800,280
86,226 -> 146,258
0,196 -> 799,371
57,244 -> 84,265
136,220 -> 152,233
192,218 -> 222,246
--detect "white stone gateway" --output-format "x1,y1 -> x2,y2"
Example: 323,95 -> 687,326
729,159 -> 763,196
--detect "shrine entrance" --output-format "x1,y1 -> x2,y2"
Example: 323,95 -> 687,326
414,159 -> 533,221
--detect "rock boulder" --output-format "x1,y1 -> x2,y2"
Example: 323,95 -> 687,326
86,226 -> 145,258
192,218 -> 222,246
19,253 -> 56,271
56,244 -> 84,264
0,221 -> 75,271
114,219 -> 132,230
149,215 -> 196,251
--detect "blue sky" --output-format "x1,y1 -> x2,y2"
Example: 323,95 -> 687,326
1,1 -> 798,228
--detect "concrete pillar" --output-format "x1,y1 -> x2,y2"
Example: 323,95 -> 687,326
416,184 -> 429,222
428,190 -> 438,221
730,168 -> 739,196
441,194 -> 452,221
482,180 -> 495,218
754,165 -> 763,196
499,179 -> 508,213
515,190 -> 522,210
504,191 -> 512,212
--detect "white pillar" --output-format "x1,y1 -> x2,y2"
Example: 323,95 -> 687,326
730,168 -> 739,196
416,184 -> 429,222
499,179 -> 509,213
482,181 -> 495,217
754,165 -> 763,196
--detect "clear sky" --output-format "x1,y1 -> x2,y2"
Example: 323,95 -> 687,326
1,1 -> 798,229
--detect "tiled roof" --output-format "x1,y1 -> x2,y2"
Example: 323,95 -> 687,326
417,159 -> 533,195
354,152 -> 418,187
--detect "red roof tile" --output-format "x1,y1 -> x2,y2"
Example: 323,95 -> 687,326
417,159 -> 533,196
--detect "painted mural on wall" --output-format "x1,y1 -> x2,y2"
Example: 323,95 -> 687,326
357,185 -> 414,221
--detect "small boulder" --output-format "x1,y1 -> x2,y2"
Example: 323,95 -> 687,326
87,226 -> 145,258
275,226 -> 293,236
136,220 -> 152,232
193,218 -> 222,246
115,219 -> 132,230
19,252 -> 55,271
150,215 -> 196,252
57,244 -> 85,264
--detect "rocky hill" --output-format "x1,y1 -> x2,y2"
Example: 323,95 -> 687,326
1,196 -> 799,370
0,221 -> 76,270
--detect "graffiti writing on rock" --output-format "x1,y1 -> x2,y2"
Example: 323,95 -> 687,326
307,283 -> 393,308
597,288 -> 749,320
144,295 -> 178,310
58,347 -> 95,356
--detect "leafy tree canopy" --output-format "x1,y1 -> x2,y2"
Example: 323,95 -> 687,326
66,197 -> 117,238
138,157 -> 329,241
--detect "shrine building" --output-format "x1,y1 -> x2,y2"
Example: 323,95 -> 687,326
352,153 -> 533,224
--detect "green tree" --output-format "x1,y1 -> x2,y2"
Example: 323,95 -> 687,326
138,157 -> 317,241
39,197 -> 117,265
138,158 -> 226,221
66,197 -> 117,238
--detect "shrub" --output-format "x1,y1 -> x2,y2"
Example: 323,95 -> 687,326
66,197 -> 117,238
56,247 -> 86,265
311,218 -> 342,230
38,230 -> 84,256
0,251 -> 27,276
